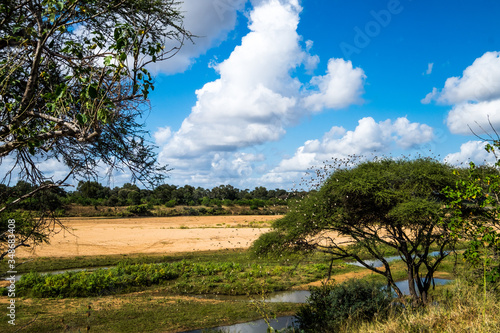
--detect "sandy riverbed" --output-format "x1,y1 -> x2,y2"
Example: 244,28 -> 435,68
16,215 -> 282,258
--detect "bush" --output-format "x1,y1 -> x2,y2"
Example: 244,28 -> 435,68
295,279 -> 392,332
165,199 -> 177,208
127,204 -> 152,216
250,230 -> 288,256
183,207 -> 199,216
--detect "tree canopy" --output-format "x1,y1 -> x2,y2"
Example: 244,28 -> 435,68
0,0 -> 192,259
252,158 -> 458,304
0,0 -> 191,184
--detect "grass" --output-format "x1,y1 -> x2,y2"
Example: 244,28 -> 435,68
351,279 -> 500,333
5,291 -> 301,333
0,249 -> 334,332
1,249 -> 260,275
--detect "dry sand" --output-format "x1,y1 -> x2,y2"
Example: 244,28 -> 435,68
16,215 -> 282,258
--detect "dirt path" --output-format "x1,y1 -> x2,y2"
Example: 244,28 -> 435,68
16,215 -> 282,258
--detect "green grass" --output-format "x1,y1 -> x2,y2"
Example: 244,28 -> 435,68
1,249 -> 254,275
7,291 -> 301,333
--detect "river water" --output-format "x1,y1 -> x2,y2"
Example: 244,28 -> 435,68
346,251 -> 448,268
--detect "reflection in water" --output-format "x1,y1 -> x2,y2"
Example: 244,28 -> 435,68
265,290 -> 311,303
9,253 -> 452,332
261,278 -> 452,303
347,251 -> 448,268
184,316 -> 296,333
6,267 -> 110,282
394,278 -> 451,296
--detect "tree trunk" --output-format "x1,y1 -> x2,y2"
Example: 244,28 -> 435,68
415,271 -> 433,305
407,266 -> 419,303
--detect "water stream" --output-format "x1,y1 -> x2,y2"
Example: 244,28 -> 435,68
183,316 -> 297,333
6,250 -> 448,282
346,251 -> 448,268
2,266 -> 110,282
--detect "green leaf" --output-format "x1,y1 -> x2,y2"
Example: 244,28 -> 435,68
87,84 -> 98,99
104,56 -> 113,66
76,114 -> 88,124
55,84 -> 67,100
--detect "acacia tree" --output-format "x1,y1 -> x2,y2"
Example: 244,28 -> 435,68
252,158 -> 457,304
0,0 -> 192,259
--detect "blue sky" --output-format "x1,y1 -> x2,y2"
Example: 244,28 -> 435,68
138,0 -> 500,190
22,0 -> 499,190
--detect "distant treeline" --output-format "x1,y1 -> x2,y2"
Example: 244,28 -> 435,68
1,181 -> 301,210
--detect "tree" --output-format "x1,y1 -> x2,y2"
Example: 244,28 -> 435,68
152,184 -> 178,204
76,180 -> 110,200
0,0 -> 192,260
444,138 -> 500,286
252,158 -> 457,304
210,184 -> 239,201
251,186 -> 268,200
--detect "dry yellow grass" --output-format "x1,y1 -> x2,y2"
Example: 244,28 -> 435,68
355,280 -> 500,333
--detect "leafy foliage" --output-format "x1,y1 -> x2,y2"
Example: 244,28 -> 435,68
15,262 -> 181,297
444,144 -> 500,286
0,0 -> 191,183
295,279 -> 392,332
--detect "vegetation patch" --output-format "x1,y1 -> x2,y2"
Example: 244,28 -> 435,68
8,251 -> 366,298
295,279 -> 393,332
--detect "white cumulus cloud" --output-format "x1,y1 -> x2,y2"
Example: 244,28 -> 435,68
149,0 -> 248,74
444,141 -> 497,166
153,126 -> 172,145
436,52 -> 500,104
164,151 -> 267,188
159,0 -> 366,165
446,99 -> 500,135
303,58 -> 366,111
423,51 -> 500,134
269,116 -> 434,174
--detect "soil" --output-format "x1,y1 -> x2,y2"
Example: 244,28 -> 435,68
16,215 -> 282,258
292,270 -> 379,290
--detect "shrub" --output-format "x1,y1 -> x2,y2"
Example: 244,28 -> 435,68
295,279 -> 392,332
165,199 -> 177,208
183,207 -> 199,216
127,204 -> 151,216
